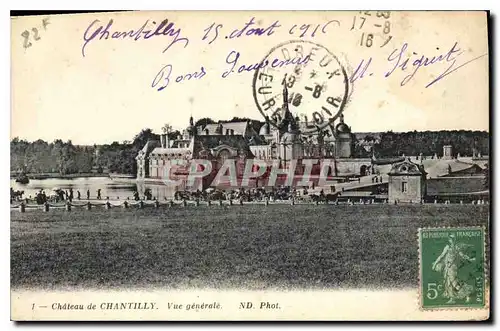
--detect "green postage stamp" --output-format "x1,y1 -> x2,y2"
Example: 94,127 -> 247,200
419,226 -> 486,309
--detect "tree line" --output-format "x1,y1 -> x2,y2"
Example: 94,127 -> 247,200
11,127 -> 489,176
355,130 -> 489,159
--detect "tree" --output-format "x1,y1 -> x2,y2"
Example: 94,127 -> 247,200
132,128 -> 159,148
194,117 -> 215,127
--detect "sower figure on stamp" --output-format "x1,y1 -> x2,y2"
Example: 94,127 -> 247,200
432,234 -> 476,304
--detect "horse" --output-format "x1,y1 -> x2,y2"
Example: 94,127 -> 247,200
10,189 -> 24,202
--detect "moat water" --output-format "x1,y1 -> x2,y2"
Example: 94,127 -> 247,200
10,177 -> 178,200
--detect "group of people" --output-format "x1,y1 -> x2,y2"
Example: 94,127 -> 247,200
53,188 -> 102,202
23,188 -> 104,204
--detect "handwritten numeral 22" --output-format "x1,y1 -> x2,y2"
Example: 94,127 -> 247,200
22,28 -> 42,49
21,18 -> 50,50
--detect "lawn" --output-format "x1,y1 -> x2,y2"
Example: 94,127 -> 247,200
11,204 -> 490,291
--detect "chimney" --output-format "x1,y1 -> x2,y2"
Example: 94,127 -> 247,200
160,134 -> 166,148
443,145 -> 453,160
165,133 -> 170,148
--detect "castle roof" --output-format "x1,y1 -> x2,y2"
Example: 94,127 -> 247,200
199,122 -> 250,136
388,159 -> 426,176
425,159 -> 484,178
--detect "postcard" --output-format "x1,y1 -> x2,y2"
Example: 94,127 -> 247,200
10,10 -> 490,321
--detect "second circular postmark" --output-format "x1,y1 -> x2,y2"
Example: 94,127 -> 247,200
252,40 -> 350,135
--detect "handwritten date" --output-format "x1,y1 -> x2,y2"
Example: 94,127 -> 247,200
202,17 -> 340,45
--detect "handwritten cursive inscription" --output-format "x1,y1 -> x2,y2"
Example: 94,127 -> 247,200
152,64 -> 206,91
222,50 -> 310,78
385,42 -> 487,87
201,18 -> 340,45
82,18 -> 189,57
349,42 -> 487,88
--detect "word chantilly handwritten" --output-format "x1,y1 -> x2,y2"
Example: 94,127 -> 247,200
81,18 -> 189,57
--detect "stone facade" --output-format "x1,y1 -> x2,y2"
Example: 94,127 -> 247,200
388,159 -> 427,203
137,86 -> 366,185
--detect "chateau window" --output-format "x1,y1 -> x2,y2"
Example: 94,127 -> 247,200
401,181 -> 408,193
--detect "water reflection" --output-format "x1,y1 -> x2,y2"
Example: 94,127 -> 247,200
10,177 -> 178,200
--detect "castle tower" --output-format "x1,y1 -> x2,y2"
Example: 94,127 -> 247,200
278,85 -> 303,163
334,113 -> 353,158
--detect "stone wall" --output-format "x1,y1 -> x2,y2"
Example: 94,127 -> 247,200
388,175 -> 425,203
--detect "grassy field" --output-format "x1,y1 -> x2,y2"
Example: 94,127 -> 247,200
11,204 -> 490,291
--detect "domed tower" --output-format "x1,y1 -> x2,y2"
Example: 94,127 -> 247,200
334,113 -> 353,158
279,100 -> 303,163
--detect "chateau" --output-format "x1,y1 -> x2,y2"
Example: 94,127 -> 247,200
136,86 -> 375,186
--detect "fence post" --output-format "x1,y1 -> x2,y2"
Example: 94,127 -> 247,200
65,202 -> 71,211
290,198 -> 295,206
169,200 -> 174,208
207,199 -> 211,206
139,201 -> 144,209
239,199 -> 243,206
44,202 -> 50,212
154,200 -> 160,208
219,199 -> 223,206
87,202 -> 92,210
183,199 -> 188,207
265,198 -> 269,206
195,199 -> 200,207
105,201 -> 111,209
19,202 -> 25,213
123,201 -> 128,209
229,199 -> 233,206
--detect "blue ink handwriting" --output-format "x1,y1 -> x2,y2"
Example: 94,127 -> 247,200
82,18 -> 189,57
385,42 -> 486,88
288,20 -> 340,38
348,42 -> 487,88
201,18 -> 340,45
222,50 -> 310,78
152,64 -> 206,91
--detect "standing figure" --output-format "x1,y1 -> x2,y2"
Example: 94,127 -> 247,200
77,190 -> 81,200
87,189 -> 90,200
432,235 -> 476,304
97,189 -> 102,200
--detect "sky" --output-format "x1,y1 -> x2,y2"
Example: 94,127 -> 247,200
11,11 -> 489,145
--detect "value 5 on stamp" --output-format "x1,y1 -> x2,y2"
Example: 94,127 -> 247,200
419,227 -> 486,310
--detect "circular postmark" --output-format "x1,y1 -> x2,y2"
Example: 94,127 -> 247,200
252,40 -> 350,135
